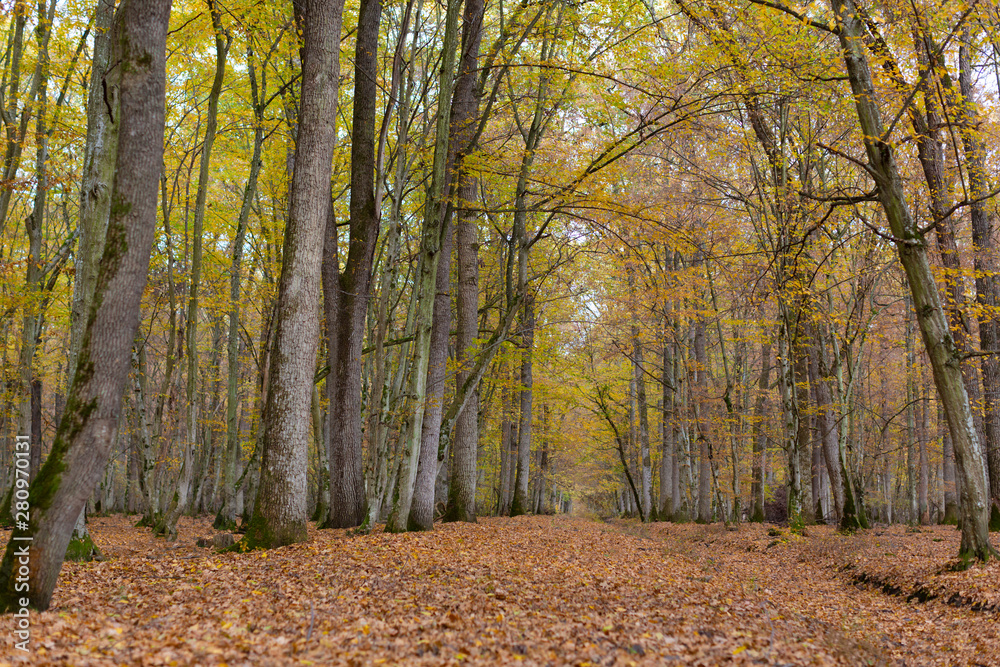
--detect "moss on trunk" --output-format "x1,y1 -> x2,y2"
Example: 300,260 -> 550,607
213,508 -> 238,532
65,534 -> 102,562
237,510 -> 307,550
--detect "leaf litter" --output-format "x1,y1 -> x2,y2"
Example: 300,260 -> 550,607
1,515 -> 998,665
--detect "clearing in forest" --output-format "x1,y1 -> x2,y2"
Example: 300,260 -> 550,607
2,515 -> 999,665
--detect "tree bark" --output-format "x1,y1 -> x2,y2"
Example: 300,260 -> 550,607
0,0 -> 171,610
750,341 -> 770,522
443,0 -> 487,525
658,325 -> 676,520
325,0 -> 377,530
510,296 -> 536,517
693,295 -> 711,524
244,0 -> 344,549
958,30 -> 1000,529
633,324 -> 652,521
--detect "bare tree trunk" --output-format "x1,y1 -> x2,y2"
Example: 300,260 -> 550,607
811,331 -> 844,523
942,400 -> 958,524
831,0 -> 993,560
794,334 -> 812,525
0,0 -> 171,610
694,308 -> 711,524
244,0 -> 344,549
17,0 -> 56,484
658,333 -> 675,520
632,325 -> 652,521
750,341 -> 770,522
510,296 -> 535,516
777,316 -> 802,525
499,369 -> 514,514
0,0 -> 32,235
919,369 -> 930,524
443,0 -> 487,524
959,30 -> 1000,530
326,0 -> 377,530
905,291 -> 918,524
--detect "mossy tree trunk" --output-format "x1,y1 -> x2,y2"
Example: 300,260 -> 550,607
411,0 -> 466,530
0,0 -> 171,611
242,0 -> 344,550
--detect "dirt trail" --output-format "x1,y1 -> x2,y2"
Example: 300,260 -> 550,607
1,515 -> 997,665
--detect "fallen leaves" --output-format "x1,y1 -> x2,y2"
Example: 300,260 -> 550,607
0,516 -> 997,665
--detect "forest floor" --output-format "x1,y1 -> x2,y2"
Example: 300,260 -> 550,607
2,515 -> 999,666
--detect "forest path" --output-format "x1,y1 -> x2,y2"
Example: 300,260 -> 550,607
1,515 -> 998,665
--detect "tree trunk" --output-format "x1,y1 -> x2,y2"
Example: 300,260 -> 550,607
777,316 -> 802,525
919,369 -> 930,524
693,301 -> 711,524
0,0 -> 32,235
959,31 -> 1000,530
750,341 -> 770,522
244,0 -> 344,549
499,367 -> 514,514
18,0 -> 55,484
0,0 -> 171,610
659,331 -> 675,520
326,0 -> 378,530
510,296 -> 536,516
830,0 -> 994,560
443,0 -> 487,524
811,330 -> 845,523
633,325 -> 652,521
408,198 -> 455,530
942,400 -> 959,524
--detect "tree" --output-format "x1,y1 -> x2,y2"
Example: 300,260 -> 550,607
828,0 -> 994,561
157,0 -> 230,541
242,0 -> 344,549
324,0 -> 378,531
0,0 -> 172,609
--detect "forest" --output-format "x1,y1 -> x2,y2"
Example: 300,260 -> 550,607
1,0 -> 1000,662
